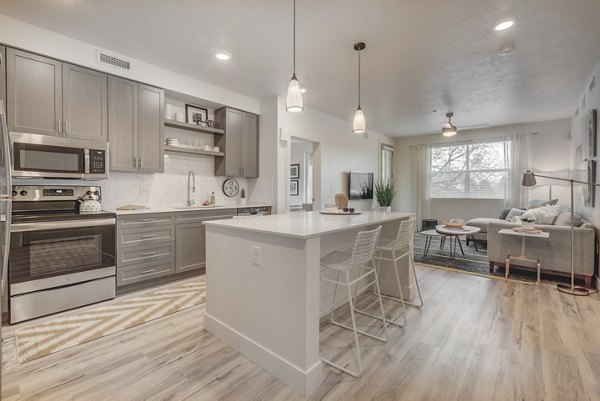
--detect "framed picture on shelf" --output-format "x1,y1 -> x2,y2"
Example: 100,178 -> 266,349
290,180 -> 299,196
589,109 -> 598,157
185,104 -> 208,125
290,164 -> 300,179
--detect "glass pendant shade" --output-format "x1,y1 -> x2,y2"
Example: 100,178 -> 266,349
353,107 -> 366,134
286,74 -> 303,112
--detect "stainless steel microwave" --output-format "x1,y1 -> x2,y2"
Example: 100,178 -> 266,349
9,133 -> 108,179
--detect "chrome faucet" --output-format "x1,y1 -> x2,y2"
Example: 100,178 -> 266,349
187,171 -> 196,206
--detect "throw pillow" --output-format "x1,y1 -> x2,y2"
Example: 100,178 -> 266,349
526,199 -> 558,209
505,208 -> 525,221
498,208 -> 511,220
520,205 -> 562,225
554,211 -> 584,227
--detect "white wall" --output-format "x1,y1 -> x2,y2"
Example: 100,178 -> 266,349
394,118 -> 572,222
289,141 -> 313,206
269,97 -> 393,213
0,14 -> 260,114
571,59 -> 600,226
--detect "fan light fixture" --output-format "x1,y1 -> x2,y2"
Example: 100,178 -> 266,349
353,42 -> 366,134
286,0 -> 303,112
442,112 -> 458,137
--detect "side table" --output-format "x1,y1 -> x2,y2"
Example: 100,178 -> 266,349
498,228 -> 550,284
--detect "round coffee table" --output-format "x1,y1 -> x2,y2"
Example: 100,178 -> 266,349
435,225 -> 481,258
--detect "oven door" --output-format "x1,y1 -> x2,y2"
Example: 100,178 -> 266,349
9,218 -> 115,295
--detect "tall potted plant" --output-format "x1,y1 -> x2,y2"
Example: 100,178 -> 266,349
375,180 -> 395,212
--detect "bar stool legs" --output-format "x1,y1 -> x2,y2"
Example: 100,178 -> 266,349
321,263 -> 389,377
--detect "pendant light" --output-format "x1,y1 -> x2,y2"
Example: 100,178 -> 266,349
442,112 -> 457,137
353,42 -> 366,134
286,0 -> 303,112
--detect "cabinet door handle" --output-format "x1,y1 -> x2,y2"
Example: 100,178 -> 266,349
141,269 -> 156,275
141,252 -> 156,256
133,157 -> 137,168
141,234 -> 155,238
58,119 -> 62,135
65,120 -> 69,135
139,158 -> 143,169
141,218 -> 156,222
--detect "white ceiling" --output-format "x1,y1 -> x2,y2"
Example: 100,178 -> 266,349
1,0 -> 599,137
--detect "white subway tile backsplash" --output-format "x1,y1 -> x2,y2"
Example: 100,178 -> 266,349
13,152 -> 271,210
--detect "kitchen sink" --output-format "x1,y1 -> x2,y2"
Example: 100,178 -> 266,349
174,205 -> 219,209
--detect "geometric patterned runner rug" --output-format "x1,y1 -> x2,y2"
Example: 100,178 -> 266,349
15,276 -> 206,364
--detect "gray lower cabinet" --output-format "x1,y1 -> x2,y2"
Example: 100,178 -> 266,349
176,222 -> 206,273
116,209 -> 235,289
108,76 -> 164,173
6,48 -> 62,136
214,107 -> 259,178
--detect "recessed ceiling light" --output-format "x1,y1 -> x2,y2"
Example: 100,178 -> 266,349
215,52 -> 231,61
494,19 -> 515,31
300,88 -> 307,93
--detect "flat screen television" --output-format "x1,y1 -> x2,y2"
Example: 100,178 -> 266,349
348,171 -> 374,200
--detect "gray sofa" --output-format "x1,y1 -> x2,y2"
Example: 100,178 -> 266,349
486,220 -> 596,286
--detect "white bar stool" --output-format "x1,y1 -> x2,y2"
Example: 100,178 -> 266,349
373,216 -> 423,327
320,225 -> 388,377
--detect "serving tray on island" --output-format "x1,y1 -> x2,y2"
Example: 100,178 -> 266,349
319,210 -> 361,215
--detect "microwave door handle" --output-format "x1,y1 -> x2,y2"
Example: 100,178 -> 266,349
84,149 -> 90,174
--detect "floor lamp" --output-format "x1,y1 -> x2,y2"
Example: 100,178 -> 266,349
521,170 -> 599,296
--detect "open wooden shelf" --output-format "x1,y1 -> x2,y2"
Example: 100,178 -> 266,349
164,145 -> 225,157
164,119 -> 224,135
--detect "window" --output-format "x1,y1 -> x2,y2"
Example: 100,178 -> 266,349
381,145 -> 394,183
430,140 -> 511,199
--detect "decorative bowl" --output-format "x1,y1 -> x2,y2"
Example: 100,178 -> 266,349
443,219 -> 465,228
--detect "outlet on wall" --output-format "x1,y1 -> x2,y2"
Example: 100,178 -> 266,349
252,245 -> 261,266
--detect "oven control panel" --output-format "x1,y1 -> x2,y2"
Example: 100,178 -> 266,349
90,150 -> 106,174
12,186 -> 102,201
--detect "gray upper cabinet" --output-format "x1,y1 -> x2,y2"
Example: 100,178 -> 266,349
175,222 -> 206,273
108,76 -> 138,172
6,48 -> 108,141
0,45 -> 6,166
241,112 -> 258,178
214,107 -> 259,178
138,84 -> 164,173
62,63 -> 107,141
108,76 -> 164,173
6,48 -> 62,137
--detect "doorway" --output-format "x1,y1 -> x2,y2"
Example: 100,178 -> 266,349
289,137 -> 317,212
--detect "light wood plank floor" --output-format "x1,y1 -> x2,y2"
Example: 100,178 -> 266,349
3,265 -> 600,401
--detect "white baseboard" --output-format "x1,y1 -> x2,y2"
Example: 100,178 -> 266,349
204,313 -> 322,396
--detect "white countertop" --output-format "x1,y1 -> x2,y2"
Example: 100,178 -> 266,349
109,204 -> 271,215
204,211 -> 414,239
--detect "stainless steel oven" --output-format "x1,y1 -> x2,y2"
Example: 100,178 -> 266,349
9,185 -> 116,323
10,132 -> 108,179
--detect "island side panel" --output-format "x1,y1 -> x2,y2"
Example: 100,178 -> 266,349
204,225 -> 322,396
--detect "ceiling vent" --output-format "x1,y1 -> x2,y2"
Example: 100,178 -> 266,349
96,50 -> 132,72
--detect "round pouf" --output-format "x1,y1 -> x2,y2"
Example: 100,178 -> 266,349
421,218 -> 438,231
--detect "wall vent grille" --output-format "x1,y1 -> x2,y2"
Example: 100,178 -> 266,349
96,50 -> 131,71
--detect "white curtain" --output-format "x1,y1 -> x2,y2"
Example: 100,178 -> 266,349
411,144 -> 431,231
505,133 -> 531,209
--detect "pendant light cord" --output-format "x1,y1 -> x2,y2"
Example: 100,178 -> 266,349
293,0 -> 296,75
358,49 -> 361,107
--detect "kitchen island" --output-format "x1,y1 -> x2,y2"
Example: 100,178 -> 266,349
204,211 -> 414,396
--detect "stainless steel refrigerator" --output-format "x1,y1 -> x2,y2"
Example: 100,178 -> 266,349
0,99 -> 13,394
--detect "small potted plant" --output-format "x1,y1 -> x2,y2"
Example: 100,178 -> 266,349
375,180 -> 395,212
521,217 -> 536,230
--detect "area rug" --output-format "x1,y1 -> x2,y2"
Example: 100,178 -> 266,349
15,277 -> 206,364
413,233 -> 535,283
